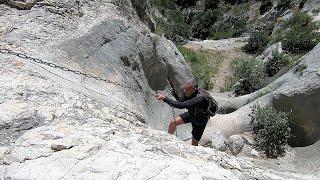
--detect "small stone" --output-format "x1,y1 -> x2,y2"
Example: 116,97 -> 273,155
211,130 -> 228,151
250,149 -> 260,158
13,60 -> 25,68
227,135 -> 245,155
51,144 -> 72,151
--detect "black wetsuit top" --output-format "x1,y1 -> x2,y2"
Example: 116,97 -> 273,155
163,89 -> 209,125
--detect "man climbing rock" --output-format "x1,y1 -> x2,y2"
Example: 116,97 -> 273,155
155,79 -> 217,146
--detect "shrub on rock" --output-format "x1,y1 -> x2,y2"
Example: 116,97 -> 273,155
250,105 -> 291,158
243,32 -> 270,54
265,50 -> 290,76
233,58 -> 266,95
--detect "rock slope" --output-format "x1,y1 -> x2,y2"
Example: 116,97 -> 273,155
0,0 -> 318,179
0,49 -> 316,179
0,0 -> 193,139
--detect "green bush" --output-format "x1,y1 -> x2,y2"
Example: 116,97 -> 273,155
233,18 -> 247,36
224,0 -> 248,5
285,11 -> 316,29
260,0 -> 273,15
175,0 -> 198,7
243,32 -> 270,54
211,19 -> 247,40
276,0 -> 292,10
211,30 -> 235,40
282,26 -> 320,53
151,0 -> 176,8
250,105 -> 291,158
231,1 -> 251,16
265,51 -> 291,76
211,22 -> 234,39
191,9 -> 222,39
299,0 -> 308,9
154,9 -> 192,44
233,58 -> 266,95
152,0 -> 249,41
204,0 -> 220,9
280,12 -> 320,53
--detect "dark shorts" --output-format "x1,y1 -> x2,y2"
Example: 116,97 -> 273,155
179,112 -> 208,141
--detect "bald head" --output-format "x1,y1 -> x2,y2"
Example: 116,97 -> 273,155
185,79 -> 197,88
184,79 -> 198,97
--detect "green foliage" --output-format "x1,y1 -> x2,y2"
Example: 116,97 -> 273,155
211,22 -> 234,40
219,76 -> 235,92
154,17 -> 167,35
233,18 -> 247,36
152,0 -> 251,41
179,47 -> 223,90
276,0 -> 292,10
153,9 -> 192,44
231,1 -> 250,16
211,30 -> 234,40
191,9 -> 221,39
151,0 -> 175,8
283,26 -> 320,53
265,51 -> 291,76
264,21 -> 275,35
211,19 -> 247,40
233,58 -> 266,95
250,105 -> 291,158
175,0 -> 198,7
204,0 -> 220,9
280,12 -> 320,53
285,11 -> 316,29
260,0 -> 273,15
224,0 -> 248,5
299,0 -> 308,9
243,32 -> 270,54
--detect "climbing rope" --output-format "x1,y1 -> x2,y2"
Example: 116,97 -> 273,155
0,48 -> 156,97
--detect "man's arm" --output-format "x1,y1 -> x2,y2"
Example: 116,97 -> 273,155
163,96 -> 205,109
178,94 -> 186,102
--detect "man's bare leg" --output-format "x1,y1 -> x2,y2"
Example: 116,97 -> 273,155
168,116 -> 185,134
191,137 -> 199,146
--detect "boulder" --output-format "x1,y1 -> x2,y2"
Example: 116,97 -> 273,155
210,130 -> 228,151
227,135 -> 245,155
256,42 -> 283,63
303,0 -> 320,22
2,0 -> 39,10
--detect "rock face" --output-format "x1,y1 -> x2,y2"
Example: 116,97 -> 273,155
303,0 -> 320,22
0,0 -> 193,139
0,0 -> 319,179
0,0 -> 40,10
0,49 -> 316,179
256,42 -> 283,63
201,42 -> 320,150
272,44 -> 320,146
